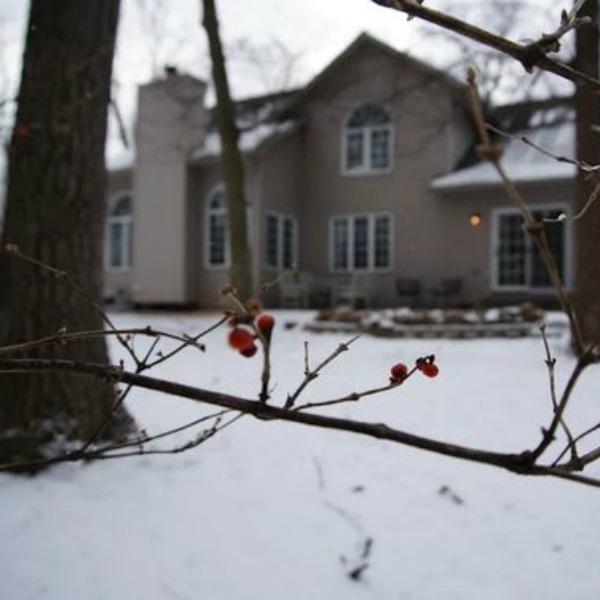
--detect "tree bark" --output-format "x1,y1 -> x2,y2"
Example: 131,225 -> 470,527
573,0 -> 600,353
0,0 -> 133,467
201,0 -> 254,301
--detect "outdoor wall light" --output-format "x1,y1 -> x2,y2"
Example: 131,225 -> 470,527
469,212 -> 483,227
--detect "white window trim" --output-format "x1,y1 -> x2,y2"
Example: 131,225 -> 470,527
340,104 -> 394,177
264,211 -> 298,271
328,212 -> 394,273
490,203 -> 571,292
204,184 -> 229,270
105,192 -> 133,272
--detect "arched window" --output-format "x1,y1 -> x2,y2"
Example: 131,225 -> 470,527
106,194 -> 133,269
206,187 -> 229,267
343,103 -> 393,174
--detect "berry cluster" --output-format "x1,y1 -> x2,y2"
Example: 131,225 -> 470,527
227,313 -> 274,358
389,355 -> 439,384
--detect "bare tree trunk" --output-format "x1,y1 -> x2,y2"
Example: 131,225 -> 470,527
201,0 -> 253,301
0,0 -> 134,468
573,0 -> 600,353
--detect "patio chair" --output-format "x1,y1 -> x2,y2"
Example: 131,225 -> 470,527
331,273 -> 372,309
431,278 -> 463,307
396,278 -> 423,308
279,272 -> 314,308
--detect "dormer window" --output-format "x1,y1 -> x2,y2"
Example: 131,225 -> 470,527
343,103 -> 392,175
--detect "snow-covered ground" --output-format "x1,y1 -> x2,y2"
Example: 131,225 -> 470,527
2,309 -> 600,600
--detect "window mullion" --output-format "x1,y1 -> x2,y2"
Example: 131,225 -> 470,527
525,235 -> 533,288
365,126 -> 372,171
348,216 -> 354,270
278,215 -> 284,269
367,215 -> 374,271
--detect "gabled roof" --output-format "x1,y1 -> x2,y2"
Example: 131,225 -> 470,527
191,32 -> 469,161
289,32 -> 466,107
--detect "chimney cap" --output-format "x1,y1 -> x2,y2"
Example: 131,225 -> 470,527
164,65 -> 178,76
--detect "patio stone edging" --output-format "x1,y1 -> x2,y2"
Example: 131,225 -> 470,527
305,319 -> 546,339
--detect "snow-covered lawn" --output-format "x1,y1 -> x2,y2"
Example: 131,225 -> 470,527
2,310 -> 600,600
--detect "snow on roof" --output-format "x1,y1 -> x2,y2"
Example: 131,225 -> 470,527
192,119 -> 297,160
433,113 -> 576,191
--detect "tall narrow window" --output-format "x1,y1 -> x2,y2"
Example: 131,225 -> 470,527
493,207 -> 567,290
206,188 -> 228,267
343,104 -> 392,175
107,194 -> 133,269
205,186 -> 253,269
330,213 -> 393,272
265,212 -> 297,270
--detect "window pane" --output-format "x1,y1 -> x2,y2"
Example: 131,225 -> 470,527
333,218 -> 349,270
497,214 -> 526,286
210,191 -> 225,210
346,131 -> 364,170
209,214 -> 227,266
353,216 -> 369,269
112,196 -> 131,217
370,128 -> 390,170
531,210 -> 565,287
110,222 -> 123,267
374,215 -> 391,268
348,104 -> 390,127
265,215 -> 279,268
126,221 -> 133,268
282,217 -> 295,269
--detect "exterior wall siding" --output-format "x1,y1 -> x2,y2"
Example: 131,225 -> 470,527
300,44 -> 471,306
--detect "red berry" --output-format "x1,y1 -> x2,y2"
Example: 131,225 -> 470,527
419,362 -> 439,378
228,327 -> 255,351
239,344 -> 258,358
256,313 -> 275,344
389,362 -> 408,384
256,313 -> 274,331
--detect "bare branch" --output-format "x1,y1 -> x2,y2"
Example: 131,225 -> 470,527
376,0 -> 600,90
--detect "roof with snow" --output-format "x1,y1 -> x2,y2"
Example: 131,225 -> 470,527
433,98 -> 576,191
191,88 -> 300,161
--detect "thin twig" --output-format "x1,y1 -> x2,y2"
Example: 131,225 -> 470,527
530,351 -> 593,462
0,327 -> 205,357
466,70 -> 584,354
284,335 -> 361,409
539,324 -> 578,463
486,123 -> 600,224
294,366 -> 419,412
5,245 -> 141,365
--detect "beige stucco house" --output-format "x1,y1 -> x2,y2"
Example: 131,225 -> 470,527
105,34 -> 574,309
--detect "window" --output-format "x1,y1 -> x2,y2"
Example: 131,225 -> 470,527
343,104 -> 392,174
493,207 -> 568,290
265,213 -> 297,270
330,213 -> 393,272
206,188 -> 228,267
106,194 -> 133,269
205,186 -> 252,268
